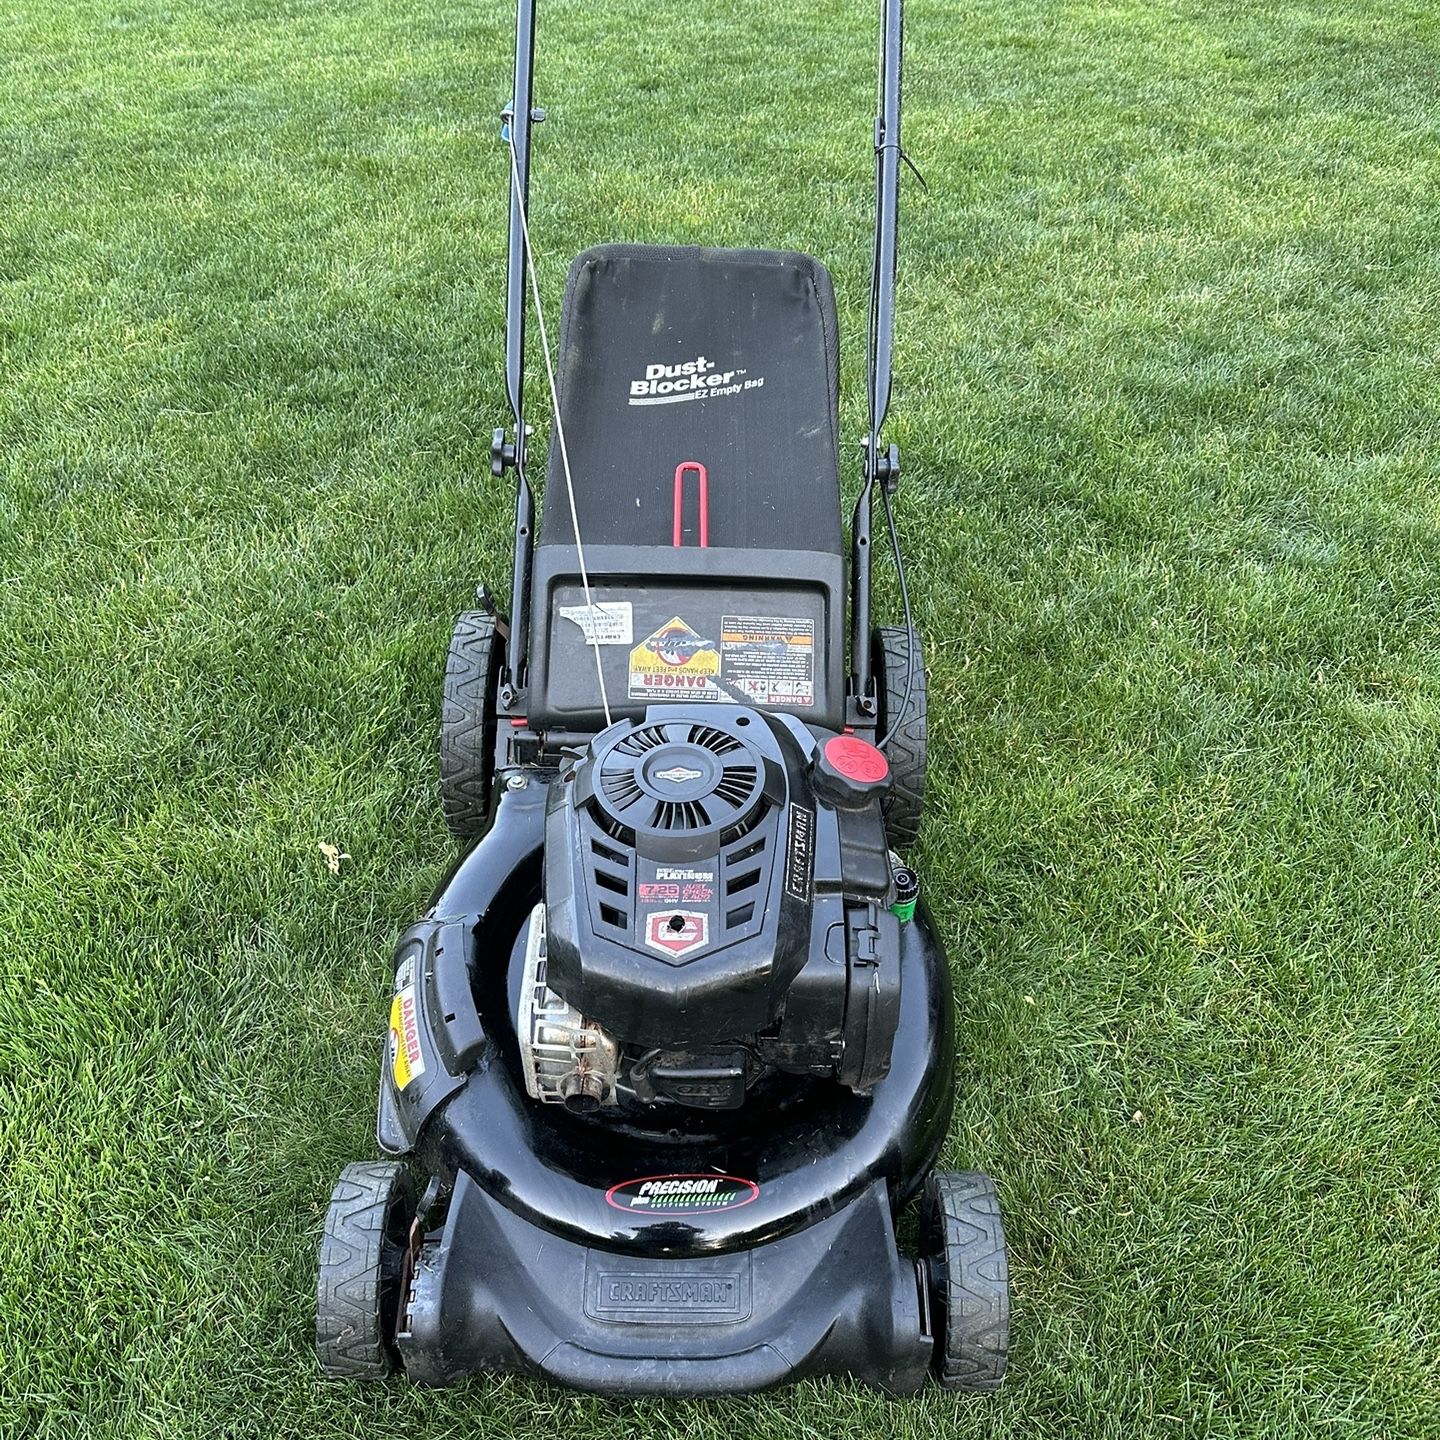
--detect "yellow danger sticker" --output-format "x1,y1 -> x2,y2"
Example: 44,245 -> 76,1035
629,616 -> 721,702
389,983 -> 425,1090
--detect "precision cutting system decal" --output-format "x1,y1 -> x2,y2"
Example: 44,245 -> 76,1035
605,1174 -> 761,1213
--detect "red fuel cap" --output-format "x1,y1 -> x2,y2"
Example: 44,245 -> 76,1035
823,735 -> 890,783
814,735 -> 891,807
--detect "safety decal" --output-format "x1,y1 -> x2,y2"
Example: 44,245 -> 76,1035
389,980 -> 425,1091
629,616 -> 722,702
605,1173 -> 760,1213
559,600 -> 633,645
721,615 -> 814,708
644,909 -> 710,959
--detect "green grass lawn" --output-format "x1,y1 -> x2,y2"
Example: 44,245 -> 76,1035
4,0 -> 1439,1434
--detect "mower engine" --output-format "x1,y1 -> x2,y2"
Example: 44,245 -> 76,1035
517,705 -> 902,1111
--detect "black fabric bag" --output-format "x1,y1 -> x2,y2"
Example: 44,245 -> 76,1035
540,244 -> 843,555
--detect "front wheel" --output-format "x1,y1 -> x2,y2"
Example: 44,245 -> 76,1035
316,1161 -> 417,1379
923,1170 -> 1010,1391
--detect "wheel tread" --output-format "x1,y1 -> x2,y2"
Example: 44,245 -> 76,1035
440,611 -> 500,838
924,1169 -> 1010,1392
316,1161 -> 415,1380
874,626 -> 927,848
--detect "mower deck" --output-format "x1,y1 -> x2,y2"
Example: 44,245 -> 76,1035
401,1174 -> 931,1395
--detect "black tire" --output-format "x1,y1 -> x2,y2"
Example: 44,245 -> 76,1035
923,1170 -> 1010,1392
873,625 -> 927,848
316,1160 -> 416,1380
440,610 -> 502,838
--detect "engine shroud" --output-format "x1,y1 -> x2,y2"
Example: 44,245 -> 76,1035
543,709 -> 815,1048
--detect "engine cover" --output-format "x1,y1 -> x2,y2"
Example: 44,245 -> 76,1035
543,708 -> 816,1048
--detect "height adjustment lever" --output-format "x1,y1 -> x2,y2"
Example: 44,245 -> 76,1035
861,438 -> 902,496
491,428 -> 518,477
491,426 -> 531,478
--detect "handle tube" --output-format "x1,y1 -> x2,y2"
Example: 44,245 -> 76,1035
850,0 -> 904,706
501,0 -> 539,693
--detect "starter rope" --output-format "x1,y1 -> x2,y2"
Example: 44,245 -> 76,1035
507,133 -> 614,728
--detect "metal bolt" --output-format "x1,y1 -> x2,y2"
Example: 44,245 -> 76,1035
506,773 -> 528,791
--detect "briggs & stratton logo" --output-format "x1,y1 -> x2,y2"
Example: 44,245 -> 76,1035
653,765 -> 704,785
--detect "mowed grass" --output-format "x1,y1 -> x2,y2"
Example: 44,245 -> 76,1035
3,0 -> 1439,1434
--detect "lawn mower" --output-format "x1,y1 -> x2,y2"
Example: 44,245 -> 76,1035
316,0 -> 1011,1396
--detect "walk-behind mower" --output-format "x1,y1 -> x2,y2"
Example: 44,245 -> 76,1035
316,0 -> 1010,1397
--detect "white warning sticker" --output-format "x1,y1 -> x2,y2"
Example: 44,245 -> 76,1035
560,601 -> 633,645
721,615 -> 815,708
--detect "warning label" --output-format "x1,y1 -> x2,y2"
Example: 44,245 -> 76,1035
389,981 -> 425,1091
630,616 -> 722,702
721,615 -> 814,708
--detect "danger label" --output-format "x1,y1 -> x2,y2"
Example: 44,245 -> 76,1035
630,616 -> 721,702
389,982 -> 425,1090
721,615 -> 814,708
644,910 -> 709,959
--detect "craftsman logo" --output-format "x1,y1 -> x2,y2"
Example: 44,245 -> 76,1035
627,352 -> 762,407
605,1174 -> 760,1213
644,909 -> 709,959
388,981 -> 425,1090
784,803 -> 815,902
653,764 -> 704,786
585,1254 -> 753,1323
599,1274 -> 738,1310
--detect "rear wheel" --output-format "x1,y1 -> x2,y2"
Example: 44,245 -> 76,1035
923,1170 -> 1010,1391
316,1160 -> 417,1379
440,610 -> 502,838
873,625 -> 927,848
